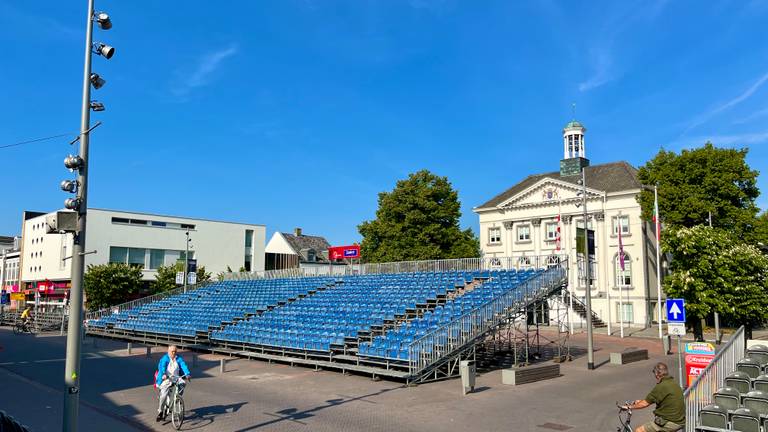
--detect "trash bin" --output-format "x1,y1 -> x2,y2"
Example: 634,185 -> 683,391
460,360 -> 476,395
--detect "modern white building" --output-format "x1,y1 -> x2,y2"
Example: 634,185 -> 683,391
474,120 -> 663,328
19,208 -> 266,292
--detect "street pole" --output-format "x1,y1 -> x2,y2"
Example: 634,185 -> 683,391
677,335 -> 684,388
654,185 -> 663,339
708,211 -> 721,344
581,168 -> 595,370
63,0 -> 94,429
183,230 -> 189,294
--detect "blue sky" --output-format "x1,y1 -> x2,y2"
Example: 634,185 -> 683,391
2,0 -> 767,245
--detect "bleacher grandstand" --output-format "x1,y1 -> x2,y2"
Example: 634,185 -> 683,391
88,257 -> 567,383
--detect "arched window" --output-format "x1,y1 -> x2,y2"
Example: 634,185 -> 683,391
614,252 -> 631,287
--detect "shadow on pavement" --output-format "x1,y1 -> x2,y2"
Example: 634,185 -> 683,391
233,387 -> 398,432
182,402 -> 249,430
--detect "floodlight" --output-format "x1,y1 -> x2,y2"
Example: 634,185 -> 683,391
64,155 -> 84,171
64,198 -> 82,210
90,101 -> 105,112
95,12 -> 112,30
60,180 -> 78,193
93,43 -> 115,59
90,73 -> 105,89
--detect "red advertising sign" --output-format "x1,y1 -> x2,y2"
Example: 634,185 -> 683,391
684,342 -> 715,386
329,245 -> 360,260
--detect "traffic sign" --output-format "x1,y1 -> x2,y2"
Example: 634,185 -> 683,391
666,299 -> 686,323
187,272 -> 197,285
668,323 -> 686,336
175,272 -> 184,285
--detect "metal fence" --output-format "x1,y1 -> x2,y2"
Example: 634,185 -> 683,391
225,255 -> 565,280
406,259 -> 568,377
85,280 -> 213,321
683,326 -> 745,432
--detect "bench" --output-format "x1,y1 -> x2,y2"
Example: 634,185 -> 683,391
610,348 -> 649,365
501,363 -> 560,386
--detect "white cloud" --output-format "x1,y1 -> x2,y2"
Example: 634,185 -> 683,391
684,70 -> 768,132
173,44 -> 239,97
578,48 -> 613,92
673,130 -> 768,149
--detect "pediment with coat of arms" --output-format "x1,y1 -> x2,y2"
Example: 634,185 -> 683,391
498,178 -> 603,210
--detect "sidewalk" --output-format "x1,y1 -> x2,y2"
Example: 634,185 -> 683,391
0,366 -> 145,431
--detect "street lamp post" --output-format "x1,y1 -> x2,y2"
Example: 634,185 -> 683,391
579,169 -> 595,370
183,230 -> 190,293
62,1 -> 113,430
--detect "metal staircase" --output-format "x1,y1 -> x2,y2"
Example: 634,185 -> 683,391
406,264 -> 568,383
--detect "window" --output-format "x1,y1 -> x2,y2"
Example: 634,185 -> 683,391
111,217 -> 129,224
547,255 -> 560,267
616,303 -> 634,323
149,249 -> 165,269
614,252 -> 632,287
245,230 -> 253,247
181,224 -> 195,230
151,221 -> 167,227
109,247 -> 128,264
575,219 -> 594,230
488,227 -> 501,244
129,219 -> 148,226
518,256 -> 531,266
128,248 -> 146,268
545,222 -> 559,241
517,225 -> 531,241
612,215 -> 630,235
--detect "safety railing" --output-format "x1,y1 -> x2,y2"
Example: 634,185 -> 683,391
406,260 -> 568,377
683,326 -> 745,432
84,279 -> 213,322
225,255 -> 565,280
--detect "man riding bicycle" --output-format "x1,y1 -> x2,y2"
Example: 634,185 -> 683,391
20,306 -> 32,330
155,345 -> 191,422
621,362 -> 685,432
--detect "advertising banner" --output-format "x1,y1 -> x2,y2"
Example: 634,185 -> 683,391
684,342 -> 715,386
329,245 -> 360,260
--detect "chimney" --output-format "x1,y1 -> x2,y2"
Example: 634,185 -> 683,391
294,227 -> 302,237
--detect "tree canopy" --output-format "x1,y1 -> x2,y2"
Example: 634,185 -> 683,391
358,170 -> 480,263
153,262 -> 212,293
84,263 -> 143,310
637,143 -> 761,242
662,225 -> 768,339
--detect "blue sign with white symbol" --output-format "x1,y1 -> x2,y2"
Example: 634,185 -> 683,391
666,299 -> 686,323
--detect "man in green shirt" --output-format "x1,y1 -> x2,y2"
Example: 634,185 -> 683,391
622,362 -> 685,432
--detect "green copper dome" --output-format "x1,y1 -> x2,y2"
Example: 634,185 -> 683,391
564,120 -> 584,129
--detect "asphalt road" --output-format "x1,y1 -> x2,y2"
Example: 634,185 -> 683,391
0,327 -> 674,432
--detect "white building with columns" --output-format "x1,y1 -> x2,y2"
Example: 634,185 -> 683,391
474,120 -> 663,328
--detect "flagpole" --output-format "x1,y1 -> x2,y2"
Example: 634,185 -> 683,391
654,185 -> 663,339
618,212 -> 624,338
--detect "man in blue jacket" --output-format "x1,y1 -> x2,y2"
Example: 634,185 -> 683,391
156,345 -> 191,422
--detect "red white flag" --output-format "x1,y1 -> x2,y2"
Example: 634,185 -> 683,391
618,217 -> 625,271
555,213 -> 561,251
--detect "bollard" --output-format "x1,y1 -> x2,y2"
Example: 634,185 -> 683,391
146,346 -> 151,358
127,342 -> 132,355
220,358 -> 226,374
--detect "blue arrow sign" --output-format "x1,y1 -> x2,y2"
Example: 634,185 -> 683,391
666,299 -> 686,323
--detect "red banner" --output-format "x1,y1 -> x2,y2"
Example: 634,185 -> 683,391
329,245 -> 360,260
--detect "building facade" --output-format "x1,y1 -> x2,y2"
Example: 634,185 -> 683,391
265,228 -> 340,272
474,121 -> 663,327
19,208 -> 266,292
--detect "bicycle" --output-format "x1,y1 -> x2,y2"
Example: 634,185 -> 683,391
616,401 -> 633,432
160,374 -> 189,430
12,318 -> 36,335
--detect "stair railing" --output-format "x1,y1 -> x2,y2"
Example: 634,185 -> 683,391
406,261 -> 568,377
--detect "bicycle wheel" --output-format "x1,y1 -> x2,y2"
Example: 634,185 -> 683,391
13,323 -> 20,335
171,396 -> 184,430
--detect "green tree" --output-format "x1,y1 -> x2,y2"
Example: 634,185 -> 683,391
153,262 -> 212,293
637,142 -> 761,241
84,263 -> 143,310
662,225 -> 768,340
358,170 -> 480,263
